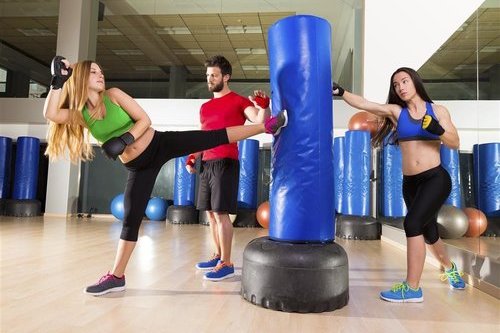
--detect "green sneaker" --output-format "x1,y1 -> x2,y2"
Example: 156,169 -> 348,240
440,262 -> 466,290
380,281 -> 423,303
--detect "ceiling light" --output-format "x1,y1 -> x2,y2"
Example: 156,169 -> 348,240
112,49 -> 144,56
173,49 -> 204,55
134,66 -> 161,71
155,27 -> 191,35
225,25 -> 262,34
17,28 -> 55,36
97,28 -> 122,36
242,65 -> 269,71
235,48 -> 266,55
480,46 -> 500,53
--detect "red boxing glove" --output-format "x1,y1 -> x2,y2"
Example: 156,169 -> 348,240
253,95 -> 270,109
186,154 -> 196,168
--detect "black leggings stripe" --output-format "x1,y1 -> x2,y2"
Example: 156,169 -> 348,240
120,129 -> 228,241
402,165 -> 451,244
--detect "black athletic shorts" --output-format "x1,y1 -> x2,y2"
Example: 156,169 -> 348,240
196,158 -> 240,214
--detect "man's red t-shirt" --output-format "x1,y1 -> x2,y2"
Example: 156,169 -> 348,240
200,91 -> 253,160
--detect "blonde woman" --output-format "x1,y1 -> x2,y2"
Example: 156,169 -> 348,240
43,56 -> 287,296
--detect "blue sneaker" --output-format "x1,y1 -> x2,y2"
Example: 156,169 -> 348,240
195,254 -> 220,270
204,261 -> 235,281
380,281 -> 423,303
440,262 -> 466,290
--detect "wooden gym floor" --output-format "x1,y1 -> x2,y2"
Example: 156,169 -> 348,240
0,216 -> 498,333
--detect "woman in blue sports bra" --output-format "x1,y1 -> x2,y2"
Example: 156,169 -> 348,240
333,67 -> 465,303
43,56 -> 288,296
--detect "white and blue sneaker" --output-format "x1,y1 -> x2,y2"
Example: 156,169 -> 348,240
195,254 -> 220,270
380,281 -> 423,303
204,261 -> 235,281
440,262 -> 466,290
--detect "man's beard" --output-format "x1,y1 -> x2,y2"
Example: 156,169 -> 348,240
208,80 -> 224,93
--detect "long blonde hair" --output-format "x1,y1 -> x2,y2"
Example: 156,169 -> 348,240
45,60 -> 105,163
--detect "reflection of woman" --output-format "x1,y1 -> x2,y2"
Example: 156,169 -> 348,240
43,56 -> 287,296
333,67 -> 465,303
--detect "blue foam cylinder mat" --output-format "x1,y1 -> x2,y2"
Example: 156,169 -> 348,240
268,15 -> 334,242
342,130 -> 371,216
12,136 -> 40,200
173,155 -> 195,206
0,136 -> 13,199
238,139 -> 259,209
440,145 -> 463,208
333,137 -> 345,214
475,143 -> 500,217
382,143 -> 406,217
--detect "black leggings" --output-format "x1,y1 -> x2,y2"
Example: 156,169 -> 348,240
402,165 -> 451,244
121,129 -> 228,241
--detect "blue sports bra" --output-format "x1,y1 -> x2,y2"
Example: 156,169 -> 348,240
396,102 -> 440,142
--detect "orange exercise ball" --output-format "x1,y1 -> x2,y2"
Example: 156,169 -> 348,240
256,201 -> 270,229
463,207 -> 488,237
348,111 -> 381,136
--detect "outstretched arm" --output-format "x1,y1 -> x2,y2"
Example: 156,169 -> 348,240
333,82 -> 400,124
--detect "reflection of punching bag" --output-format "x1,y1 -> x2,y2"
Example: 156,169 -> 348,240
5,136 -> 42,217
440,145 -> 463,208
0,136 -> 12,215
167,155 -> 198,224
234,139 -> 260,227
333,136 -> 345,214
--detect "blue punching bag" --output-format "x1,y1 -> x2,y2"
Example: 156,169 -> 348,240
476,143 -> 500,217
268,15 -> 334,242
173,155 -> 195,206
12,137 -> 40,200
333,136 -> 345,214
382,142 -> 406,217
440,145 -> 463,208
342,130 -> 371,216
238,139 -> 259,209
0,136 -> 13,200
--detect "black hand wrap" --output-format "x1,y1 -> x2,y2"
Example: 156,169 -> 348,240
101,132 -> 135,160
50,56 -> 72,90
332,82 -> 345,96
421,115 -> 445,136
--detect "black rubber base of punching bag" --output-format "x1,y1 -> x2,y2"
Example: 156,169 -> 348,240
0,199 -> 5,215
166,205 -> 198,224
335,214 -> 381,240
4,199 -> 42,217
233,208 -> 258,227
241,237 -> 349,313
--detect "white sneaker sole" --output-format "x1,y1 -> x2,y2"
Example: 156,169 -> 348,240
195,265 -> 217,271
84,285 -> 126,296
380,295 -> 423,303
203,272 -> 235,281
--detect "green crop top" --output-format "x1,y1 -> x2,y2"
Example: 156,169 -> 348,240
82,95 -> 134,143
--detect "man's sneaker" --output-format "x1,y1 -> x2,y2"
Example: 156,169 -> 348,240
440,262 -> 466,289
265,109 -> 288,136
84,272 -> 126,296
380,281 -> 423,303
195,254 -> 221,270
204,261 -> 235,281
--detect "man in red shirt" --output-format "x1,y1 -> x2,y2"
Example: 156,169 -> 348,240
187,55 -> 270,281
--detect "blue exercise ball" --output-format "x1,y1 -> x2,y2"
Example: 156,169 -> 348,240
146,197 -> 167,221
110,193 -> 125,220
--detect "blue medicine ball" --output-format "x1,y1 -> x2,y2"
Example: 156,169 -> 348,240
110,193 -> 125,220
145,197 -> 167,221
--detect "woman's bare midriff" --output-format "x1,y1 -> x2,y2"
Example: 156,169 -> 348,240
119,127 -> 155,163
399,140 -> 442,176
